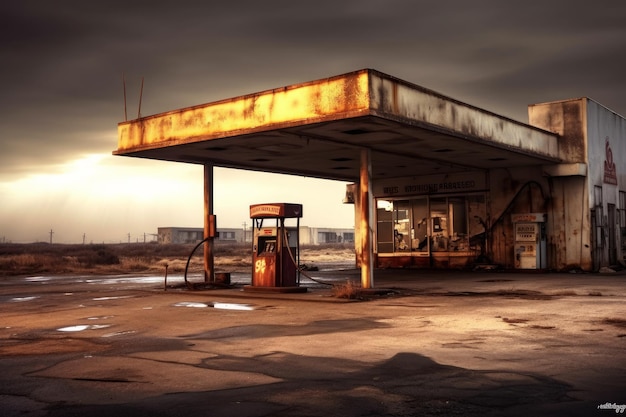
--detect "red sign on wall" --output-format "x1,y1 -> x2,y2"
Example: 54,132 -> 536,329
603,138 -> 618,185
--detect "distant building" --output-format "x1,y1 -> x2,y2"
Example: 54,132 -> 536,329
157,226 -> 353,245
301,226 -> 354,245
157,227 -> 204,244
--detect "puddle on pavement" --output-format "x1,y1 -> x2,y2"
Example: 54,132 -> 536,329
5,293 -> 71,304
22,274 -> 250,287
86,276 -> 183,285
57,324 -> 112,332
9,296 -> 39,302
101,330 -> 136,338
56,324 -> 136,338
24,276 -> 50,282
92,296 -> 134,301
213,302 -> 254,311
174,302 -> 210,308
173,301 -> 254,310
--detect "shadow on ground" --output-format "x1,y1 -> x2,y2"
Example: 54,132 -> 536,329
26,351 -> 576,417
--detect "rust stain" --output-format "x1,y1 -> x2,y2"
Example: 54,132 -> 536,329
117,72 -> 370,154
243,96 -> 257,120
392,81 -> 399,113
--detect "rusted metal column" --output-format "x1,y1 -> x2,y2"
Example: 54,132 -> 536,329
203,164 -> 215,283
359,149 -> 374,288
353,184 -> 362,268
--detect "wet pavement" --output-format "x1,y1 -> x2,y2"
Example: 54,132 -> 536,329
1,268 -> 625,416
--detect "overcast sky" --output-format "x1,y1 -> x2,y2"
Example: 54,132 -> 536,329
1,1 -> 625,244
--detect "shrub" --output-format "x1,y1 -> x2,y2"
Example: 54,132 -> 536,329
77,246 -> 120,267
120,257 -> 151,272
332,280 -> 360,299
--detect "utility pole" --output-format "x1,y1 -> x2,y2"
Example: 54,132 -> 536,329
127,233 -> 131,244
242,221 -> 247,243
49,229 -> 54,244
83,233 -> 86,245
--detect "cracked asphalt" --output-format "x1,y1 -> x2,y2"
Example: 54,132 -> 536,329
1,269 -> 625,416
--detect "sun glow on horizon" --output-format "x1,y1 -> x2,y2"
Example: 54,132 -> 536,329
1,153 -> 354,244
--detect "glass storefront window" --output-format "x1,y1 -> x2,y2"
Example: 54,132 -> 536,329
448,197 -> 468,252
376,194 -> 486,256
393,200 -> 411,252
430,198 -> 448,251
376,200 -> 394,253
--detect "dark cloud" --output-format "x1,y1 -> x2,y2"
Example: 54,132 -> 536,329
1,0 -> 625,181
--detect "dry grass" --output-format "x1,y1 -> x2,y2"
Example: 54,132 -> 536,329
300,245 -> 355,262
0,242 -> 240,276
332,280 -> 360,299
0,242 -> 354,276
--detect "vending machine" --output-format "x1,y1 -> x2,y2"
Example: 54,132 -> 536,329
512,213 -> 547,269
247,203 -> 305,292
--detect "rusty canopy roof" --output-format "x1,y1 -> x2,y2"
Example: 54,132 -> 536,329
115,69 -> 560,181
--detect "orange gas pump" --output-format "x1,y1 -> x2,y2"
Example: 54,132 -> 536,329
245,203 -> 306,293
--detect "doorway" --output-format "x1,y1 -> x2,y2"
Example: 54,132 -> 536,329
608,204 -> 617,265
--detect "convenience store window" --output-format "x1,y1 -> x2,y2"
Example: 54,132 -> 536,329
376,194 -> 486,255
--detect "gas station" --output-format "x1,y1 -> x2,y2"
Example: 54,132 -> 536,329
115,69 -> 626,287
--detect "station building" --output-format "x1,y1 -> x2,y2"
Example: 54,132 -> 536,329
367,97 -> 626,271
115,69 -> 625,285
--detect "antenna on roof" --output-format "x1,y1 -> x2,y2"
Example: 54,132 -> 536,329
122,73 -> 128,122
137,76 -> 144,119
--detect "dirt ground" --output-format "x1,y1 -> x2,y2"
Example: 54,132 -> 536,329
1,268 -> 625,416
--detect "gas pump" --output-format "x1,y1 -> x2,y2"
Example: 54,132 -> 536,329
246,203 -> 306,292
512,213 -> 547,269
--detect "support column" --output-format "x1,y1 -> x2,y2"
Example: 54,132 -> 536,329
351,183 -> 362,269
359,149 -> 374,288
204,164 -> 215,283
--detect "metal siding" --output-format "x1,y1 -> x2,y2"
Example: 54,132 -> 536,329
528,97 -> 626,270
369,72 -> 559,159
528,99 -> 587,163
586,99 -> 626,266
